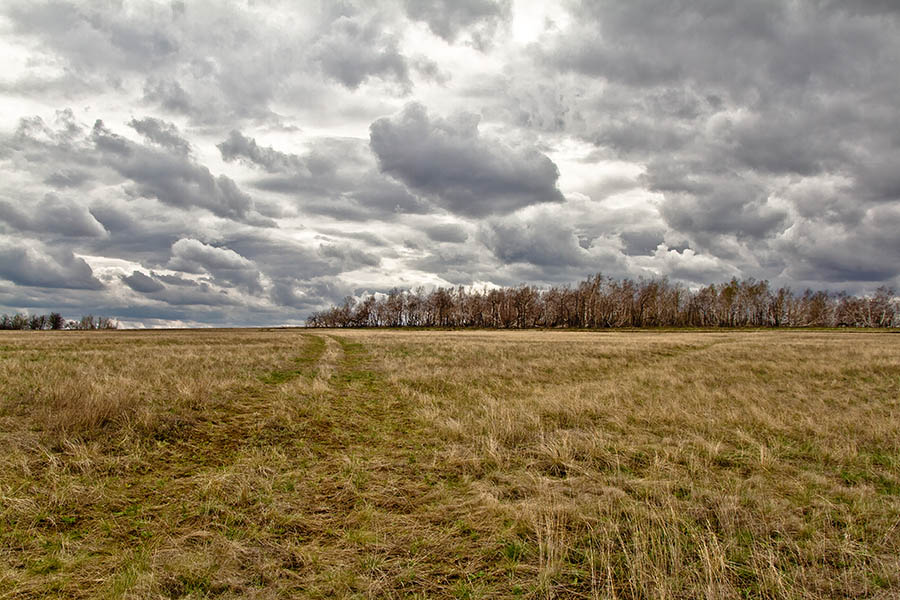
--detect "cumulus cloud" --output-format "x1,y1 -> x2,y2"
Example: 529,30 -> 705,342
658,179 -> 789,241
167,238 -> 263,293
370,103 -> 565,217
637,246 -> 739,284
129,117 -> 192,156
311,11 -> 411,90
319,243 -> 381,270
2,1 -> 900,324
83,201 -> 194,266
3,1 -> 179,74
0,193 -> 107,238
218,130 -> 429,219
619,229 -> 666,256
5,112 -> 274,228
43,169 -> 92,189
169,238 -> 254,272
482,216 -> 590,268
779,205 -> 900,283
423,223 -> 468,243
91,120 -> 274,225
512,0 -> 900,273
0,238 -> 103,290
217,130 -> 304,173
404,0 -> 511,49
121,270 -> 165,294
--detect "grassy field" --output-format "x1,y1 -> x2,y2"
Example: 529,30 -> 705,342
1,329 -> 898,599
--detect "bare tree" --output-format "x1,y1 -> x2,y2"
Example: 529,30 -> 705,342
49,312 -> 65,330
304,275 -> 898,330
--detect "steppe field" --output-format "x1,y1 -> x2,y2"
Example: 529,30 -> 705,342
1,329 -> 899,599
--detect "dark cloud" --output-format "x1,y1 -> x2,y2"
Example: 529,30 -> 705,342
142,78 -> 201,119
780,206 -> 900,283
154,273 -> 202,287
786,178 -> 864,225
43,169 -> 92,189
2,1 -> 899,324
6,113 -> 274,228
0,193 -> 107,238
814,0 -> 900,18
168,238 -> 254,273
84,201 -> 190,265
541,1 -> 892,96
370,103 -> 565,217
316,229 -> 391,247
318,243 -> 381,269
423,223 -> 468,243
218,130 -> 303,173
219,231 -> 332,281
129,117 -> 192,156
0,238 -> 103,290
3,2 -> 275,125
121,270 -> 165,294
91,120 -> 274,225
312,12 -> 411,90
8,110 -> 93,161
344,177 -> 429,217
3,1 -> 419,129
141,282 -> 244,308
406,244 -> 495,286
657,178 -> 789,241
620,229 -> 665,256
165,230 -> 369,313
404,0 -> 511,49
481,216 -> 590,268
270,277 -> 357,312
167,238 -> 263,294
3,1 -> 179,73
218,131 -> 430,219
512,0 -> 900,275
853,151 -> 900,203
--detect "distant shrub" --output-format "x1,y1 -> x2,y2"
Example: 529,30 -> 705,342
0,312 -> 119,330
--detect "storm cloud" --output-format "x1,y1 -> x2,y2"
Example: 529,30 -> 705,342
121,270 -> 165,294
404,0 -> 511,49
0,193 -> 107,238
1,1 -> 898,325
218,130 -> 429,219
370,103 -> 565,217
0,238 -> 103,290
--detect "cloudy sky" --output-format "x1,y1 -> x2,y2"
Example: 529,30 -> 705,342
1,1 -> 899,326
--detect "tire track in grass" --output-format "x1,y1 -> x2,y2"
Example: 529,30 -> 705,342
91,332 -> 338,599
171,332 -> 331,461
258,333 -> 327,385
280,334 -> 508,598
117,333 -> 366,598
56,331 -> 491,599
2,331 -> 335,600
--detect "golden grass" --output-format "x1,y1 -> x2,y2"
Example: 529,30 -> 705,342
1,328 -> 898,598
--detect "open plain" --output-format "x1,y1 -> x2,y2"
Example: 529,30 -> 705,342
1,329 -> 898,599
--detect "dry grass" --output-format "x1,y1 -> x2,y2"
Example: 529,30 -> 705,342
1,328 -> 898,598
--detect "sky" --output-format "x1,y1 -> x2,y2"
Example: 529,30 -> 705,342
1,0 -> 899,327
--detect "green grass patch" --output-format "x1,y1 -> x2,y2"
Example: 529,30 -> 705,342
259,334 -> 326,384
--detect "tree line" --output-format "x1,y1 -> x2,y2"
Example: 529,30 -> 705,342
0,313 -> 119,330
307,275 -> 898,329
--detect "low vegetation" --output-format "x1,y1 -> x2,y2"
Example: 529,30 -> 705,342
0,313 -> 118,331
1,328 -> 898,598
